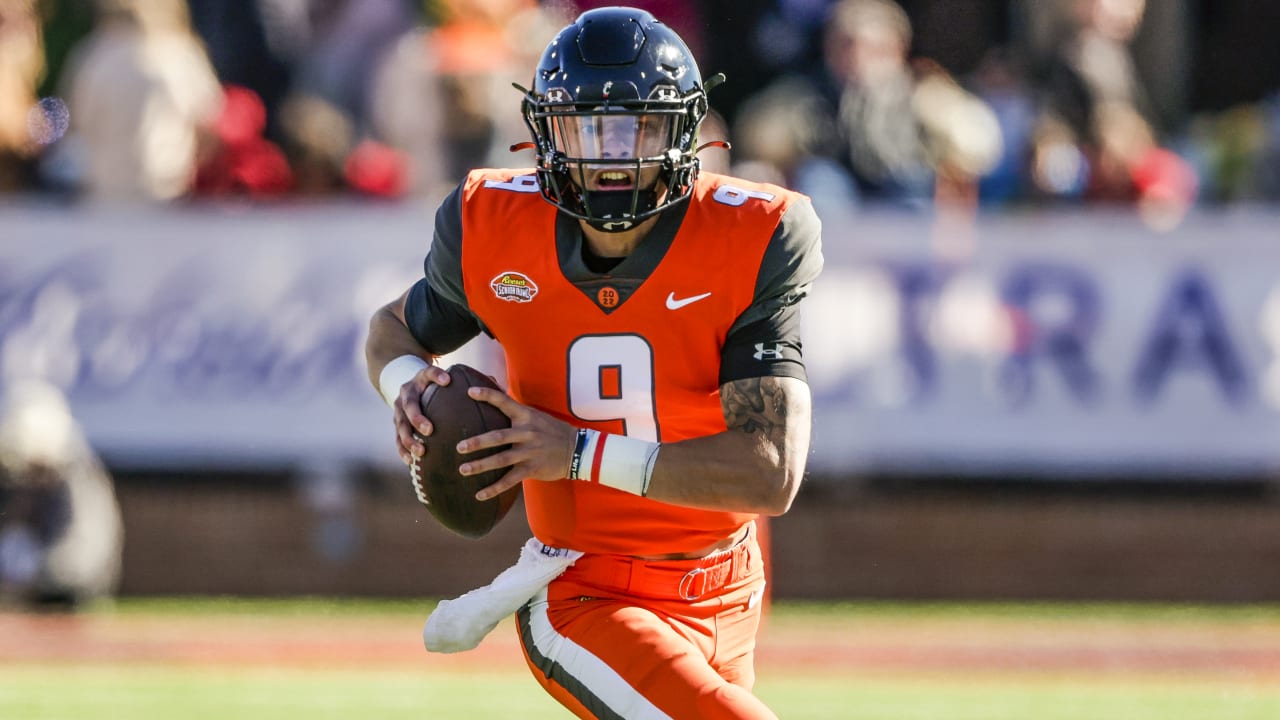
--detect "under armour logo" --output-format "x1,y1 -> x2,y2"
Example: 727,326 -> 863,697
753,343 -> 784,361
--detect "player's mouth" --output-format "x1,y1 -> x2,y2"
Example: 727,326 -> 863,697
592,170 -> 636,190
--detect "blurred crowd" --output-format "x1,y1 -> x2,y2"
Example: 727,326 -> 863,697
1,0 -> 1279,218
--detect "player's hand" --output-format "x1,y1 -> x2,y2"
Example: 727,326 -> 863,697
391,364 -> 452,464
458,386 -> 577,501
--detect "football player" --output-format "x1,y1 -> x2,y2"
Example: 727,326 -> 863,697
366,7 -> 823,719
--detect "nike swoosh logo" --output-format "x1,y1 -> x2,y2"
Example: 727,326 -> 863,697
666,291 -> 712,310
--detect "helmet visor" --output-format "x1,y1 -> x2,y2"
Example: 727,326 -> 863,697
549,113 -> 675,163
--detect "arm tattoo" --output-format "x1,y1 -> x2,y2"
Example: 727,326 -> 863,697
721,377 -> 791,444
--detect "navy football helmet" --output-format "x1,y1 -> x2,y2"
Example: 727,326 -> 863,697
520,7 -> 712,232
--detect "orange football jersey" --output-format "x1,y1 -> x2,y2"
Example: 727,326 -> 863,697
459,169 -> 802,556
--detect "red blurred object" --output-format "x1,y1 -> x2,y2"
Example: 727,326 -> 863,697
195,85 -> 294,197
344,139 -> 408,198
213,85 -> 267,148
231,137 -> 293,195
1130,147 -> 1198,205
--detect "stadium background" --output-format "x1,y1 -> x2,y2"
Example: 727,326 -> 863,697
2,0 -> 1280,718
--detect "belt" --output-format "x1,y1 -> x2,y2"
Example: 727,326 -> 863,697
571,529 -> 756,601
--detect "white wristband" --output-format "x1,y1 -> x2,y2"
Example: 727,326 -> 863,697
569,429 -> 659,496
378,355 -> 430,407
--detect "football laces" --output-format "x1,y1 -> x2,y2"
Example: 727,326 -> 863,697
409,433 -> 431,506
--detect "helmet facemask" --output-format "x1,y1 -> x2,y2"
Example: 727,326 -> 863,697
523,91 -> 706,233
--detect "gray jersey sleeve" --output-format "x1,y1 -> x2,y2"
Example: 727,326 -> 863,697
404,183 -> 484,355
719,195 -> 824,384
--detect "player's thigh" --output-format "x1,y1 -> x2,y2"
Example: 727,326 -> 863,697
706,589 -> 765,690
518,589 -> 776,720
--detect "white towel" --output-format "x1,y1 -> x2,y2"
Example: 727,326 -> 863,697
423,538 -> 583,653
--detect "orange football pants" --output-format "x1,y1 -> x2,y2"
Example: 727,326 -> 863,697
516,524 -> 775,720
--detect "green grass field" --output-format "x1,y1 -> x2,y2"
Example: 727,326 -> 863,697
2,598 -> 1277,719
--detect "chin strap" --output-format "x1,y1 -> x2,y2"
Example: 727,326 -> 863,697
581,189 -> 660,233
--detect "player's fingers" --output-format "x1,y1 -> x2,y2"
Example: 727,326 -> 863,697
475,468 -> 523,502
392,406 -> 414,454
420,364 -> 451,386
402,366 -> 450,435
401,390 -> 433,437
395,425 -> 413,457
458,446 -> 518,477
456,427 -> 525,454
396,422 -> 425,458
468,386 -> 526,420
393,399 -> 422,454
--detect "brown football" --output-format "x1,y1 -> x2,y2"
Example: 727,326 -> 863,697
409,363 -> 520,538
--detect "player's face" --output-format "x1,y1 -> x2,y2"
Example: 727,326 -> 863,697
551,112 -> 673,192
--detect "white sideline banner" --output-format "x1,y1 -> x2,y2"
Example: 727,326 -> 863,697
2,204 -> 1278,477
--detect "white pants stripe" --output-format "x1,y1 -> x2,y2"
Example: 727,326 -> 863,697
519,587 -> 673,720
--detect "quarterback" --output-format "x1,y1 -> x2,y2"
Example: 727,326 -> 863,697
366,7 -> 823,719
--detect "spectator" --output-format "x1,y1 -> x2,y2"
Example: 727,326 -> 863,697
969,49 -> 1039,206
281,0 -> 416,134
913,59 -> 1003,210
701,0 -> 834,131
277,91 -> 356,195
1182,93 -> 1280,205
0,381 -> 123,611
186,0 -> 291,142
61,0 -> 223,202
732,0 -> 1000,215
1029,0 -> 1196,214
368,0 -> 569,197
368,26 -> 448,197
247,0 -> 414,197
824,0 -> 935,203
1036,0 -> 1154,143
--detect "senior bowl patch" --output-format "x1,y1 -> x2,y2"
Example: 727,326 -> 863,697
490,271 -> 539,303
